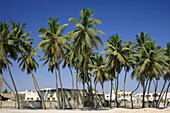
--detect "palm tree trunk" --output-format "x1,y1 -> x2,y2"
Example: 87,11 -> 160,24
131,81 -> 140,109
6,61 -> 20,109
57,63 -> 65,110
69,66 -> 75,108
158,82 -> 170,107
94,82 -> 97,109
76,66 -> 79,109
110,79 -> 113,108
55,65 -> 60,109
101,84 -> 106,107
147,79 -> 152,107
142,78 -> 149,108
1,73 -> 15,94
114,75 -> 117,108
153,79 -> 158,107
17,46 -> 46,109
123,70 -> 127,107
83,46 -> 88,108
156,80 -> 167,108
164,82 -> 170,107
30,71 -> 46,109
116,74 -> 119,108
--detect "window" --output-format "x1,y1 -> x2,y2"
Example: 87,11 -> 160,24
52,98 -> 55,101
47,98 -> 50,101
107,96 -> 109,98
31,98 -> 33,100
27,98 -> 29,100
37,98 -> 39,100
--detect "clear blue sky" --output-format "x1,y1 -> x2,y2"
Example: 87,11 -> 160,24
0,0 -> 170,93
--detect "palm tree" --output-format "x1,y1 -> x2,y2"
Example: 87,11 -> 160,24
132,37 -> 169,108
89,55 -> 108,108
102,34 -> 129,107
122,41 -> 135,107
17,47 -> 44,101
0,21 -> 20,109
38,18 -> 69,110
10,21 -> 46,109
68,8 -> 105,107
61,43 -> 75,108
164,42 -> 170,107
17,48 -> 39,74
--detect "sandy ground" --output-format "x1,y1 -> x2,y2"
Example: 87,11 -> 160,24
0,108 -> 170,113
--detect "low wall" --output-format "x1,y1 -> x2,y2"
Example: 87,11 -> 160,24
0,101 -> 81,109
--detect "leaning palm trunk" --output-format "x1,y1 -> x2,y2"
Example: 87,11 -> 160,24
69,66 -> 75,108
147,79 -> 152,107
101,84 -> 106,107
110,79 -> 113,108
94,82 -> 97,109
131,81 -> 140,109
164,82 -> 170,107
158,82 -> 170,107
123,70 -> 127,107
54,65 -> 60,109
115,74 -> 119,108
156,80 -> 167,108
142,78 -> 149,108
18,48 -> 46,109
57,62 -> 65,110
6,59 -> 20,109
1,73 -> 15,94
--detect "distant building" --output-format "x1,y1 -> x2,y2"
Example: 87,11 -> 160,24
0,92 -> 25,101
105,90 -> 134,101
136,91 -> 170,102
25,88 -> 84,108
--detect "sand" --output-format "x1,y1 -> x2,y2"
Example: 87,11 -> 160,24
0,108 -> 169,113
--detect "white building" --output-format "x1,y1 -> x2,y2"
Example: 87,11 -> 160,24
25,88 -> 84,108
105,90 -> 134,101
136,91 -> 170,102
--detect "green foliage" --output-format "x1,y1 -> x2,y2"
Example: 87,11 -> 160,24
3,89 -> 8,93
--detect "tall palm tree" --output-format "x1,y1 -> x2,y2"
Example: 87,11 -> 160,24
122,41 -> 135,107
17,47 -> 43,101
10,21 -> 46,109
0,21 -> 20,109
89,55 -> 108,108
164,42 -> 170,107
61,43 -> 76,108
38,18 -> 69,110
68,8 -> 105,106
102,34 -> 129,107
132,38 -> 169,108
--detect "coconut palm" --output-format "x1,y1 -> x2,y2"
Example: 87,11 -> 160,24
0,21 -> 20,109
122,41 -> 135,107
68,8 -> 105,107
61,43 -> 76,108
132,38 -> 169,108
156,42 -> 170,107
17,47 -> 39,74
38,18 -> 69,110
164,42 -> 170,107
10,21 -> 46,109
101,34 -> 129,107
89,55 -> 108,108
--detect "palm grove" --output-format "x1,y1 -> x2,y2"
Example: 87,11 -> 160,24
0,9 -> 169,110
